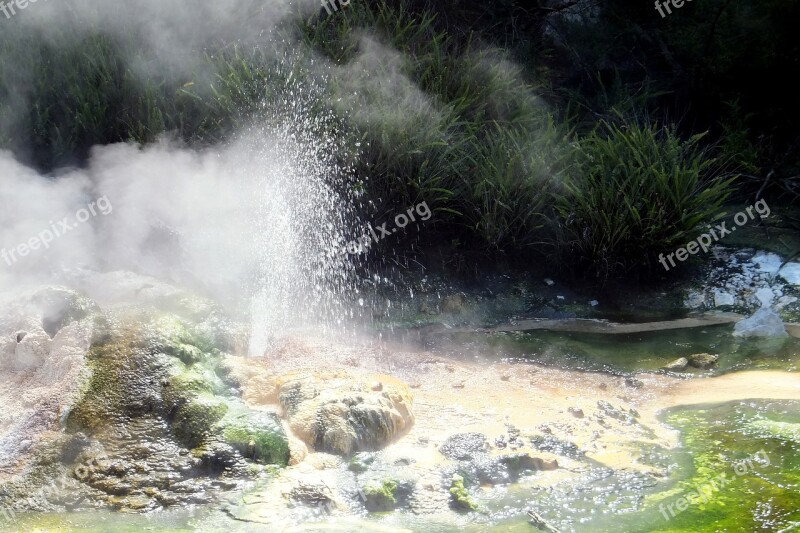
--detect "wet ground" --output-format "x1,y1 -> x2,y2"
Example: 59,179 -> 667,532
6,320 -> 800,532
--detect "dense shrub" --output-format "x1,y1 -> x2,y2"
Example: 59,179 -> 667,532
555,121 -> 735,280
0,0 -> 773,280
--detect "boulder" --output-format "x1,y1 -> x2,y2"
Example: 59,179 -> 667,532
361,480 -> 400,512
11,324 -> 52,370
733,308 -> 788,338
438,433 -> 490,461
441,293 -> 467,314
218,410 -> 289,466
688,353 -> 719,369
277,371 -> 414,456
663,357 -> 689,372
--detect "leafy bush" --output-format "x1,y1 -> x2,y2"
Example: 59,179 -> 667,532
456,122 -> 567,251
299,2 -> 568,252
555,121 -> 735,280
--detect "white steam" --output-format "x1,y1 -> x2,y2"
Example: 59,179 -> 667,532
0,120 -> 357,354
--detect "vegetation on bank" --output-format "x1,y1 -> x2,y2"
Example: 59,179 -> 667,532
0,0 -> 796,281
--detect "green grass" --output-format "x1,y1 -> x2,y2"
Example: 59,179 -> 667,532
0,0 -> 747,280
554,120 -> 736,280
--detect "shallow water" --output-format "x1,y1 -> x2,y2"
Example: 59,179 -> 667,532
32,399 -> 790,533
433,324 -> 800,375
7,327 -> 800,532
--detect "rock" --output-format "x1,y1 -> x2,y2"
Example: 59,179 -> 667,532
30,287 -> 98,338
498,453 -> 558,473
171,396 -> 228,449
687,353 -> 719,369
568,407 -> 584,418
684,290 -> 706,309
530,435 -> 584,459
12,324 -> 52,370
441,439 -> 553,487
752,252 -> 783,275
596,401 -> 635,424
218,411 -> 289,466
662,357 -> 689,372
371,381 -> 383,392
441,293 -> 467,314
349,452 -> 376,473
287,434 -> 309,465
733,308 -> 789,338
438,433 -> 490,461
362,480 -> 399,512
779,262 -> 800,285
543,278 -> 555,286
755,287 -> 775,307
0,334 -> 16,366
776,295 -> 798,310
162,371 -> 216,414
277,371 -> 414,456
624,377 -> 643,389
191,438 -> 242,470
713,289 -> 736,307
288,482 -> 335,506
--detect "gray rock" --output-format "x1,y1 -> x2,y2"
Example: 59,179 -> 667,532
530,434 -> 584,459
688,353 -> 719,369
733,308 -> 789,338
568,407 -> 584,418
439,433 -> 490,461
441,293 -> 467,314
713,289 -> 736,307
596,400 -> 636,425
663,357 -> 689,372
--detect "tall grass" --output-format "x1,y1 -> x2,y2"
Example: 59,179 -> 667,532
555,121 -> 736,280
297,1 -> 568,252
0,30 -> 172,168
0,1 -> 742,279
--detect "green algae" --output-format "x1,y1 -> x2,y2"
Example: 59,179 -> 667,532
449,474 -> 477,512
641,401 -> 800,532
363,479 -> 399,512
171,395 -> 229,449
217,411 -> 290,466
